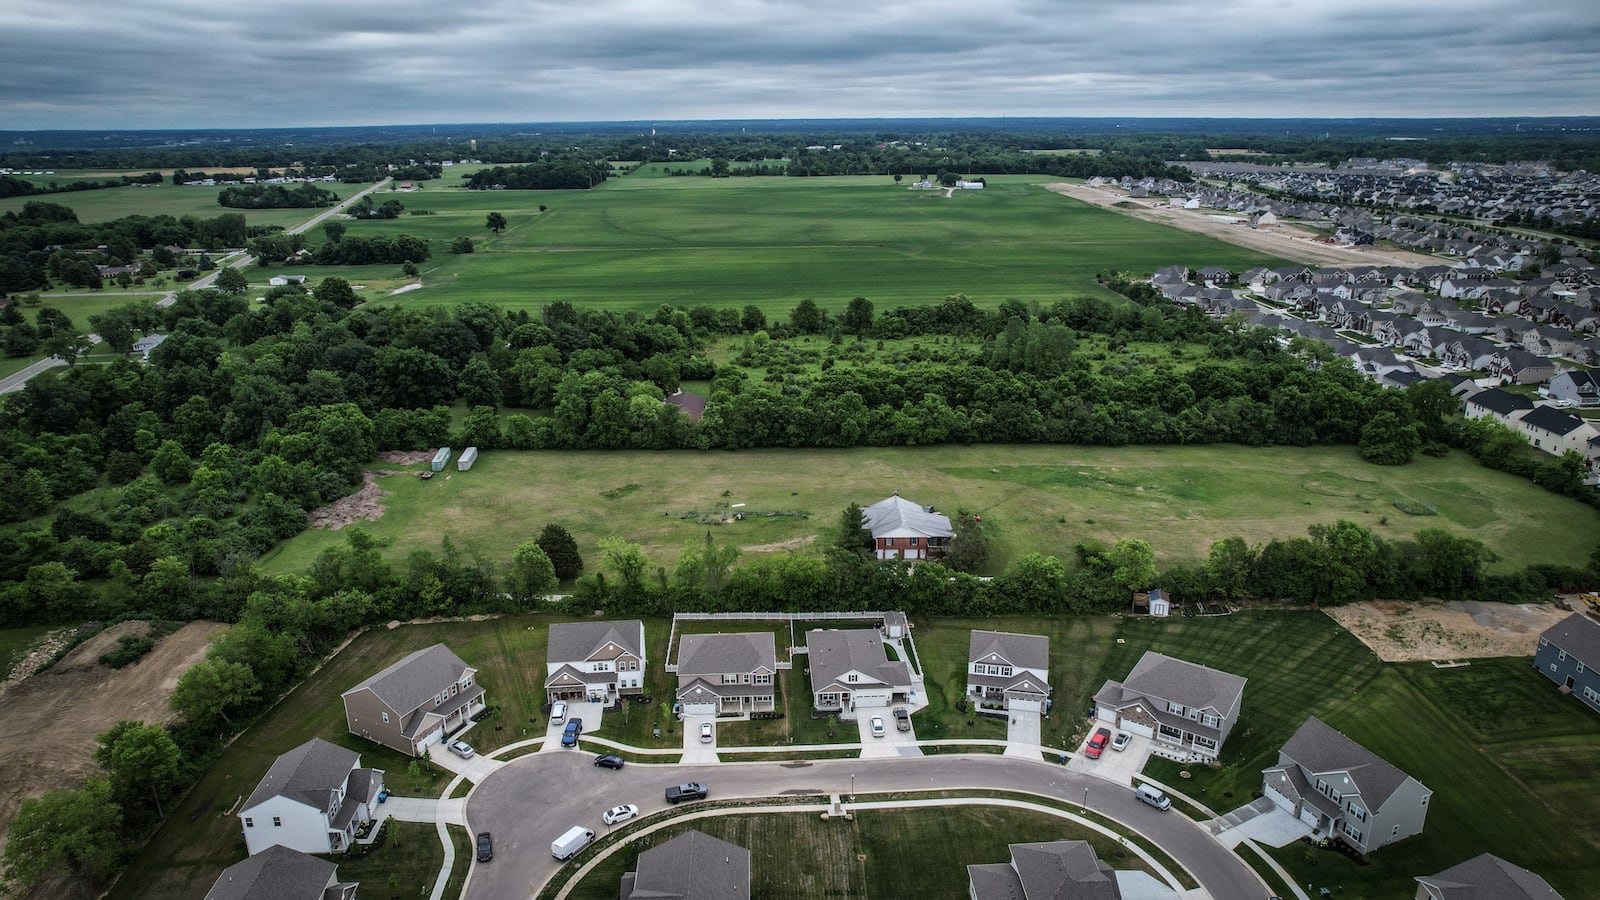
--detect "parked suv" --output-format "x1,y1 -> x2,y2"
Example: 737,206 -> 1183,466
665,782 -> 708,804
561,718 -> 583,747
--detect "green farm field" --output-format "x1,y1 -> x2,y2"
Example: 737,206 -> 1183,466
258,444 -> 1600,578
294,173 -> 1283,316
0,182 -> 345,230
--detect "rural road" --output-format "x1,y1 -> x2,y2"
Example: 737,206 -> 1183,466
462,751 -> 1269,900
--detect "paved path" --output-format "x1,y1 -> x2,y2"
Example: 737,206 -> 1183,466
463,751 -> 1272,900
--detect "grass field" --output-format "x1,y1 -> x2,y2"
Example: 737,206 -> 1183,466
0,182 -> 323,229
0,625 -> 53,678
258,444 -> 1600,579
561,806 -> 1160,900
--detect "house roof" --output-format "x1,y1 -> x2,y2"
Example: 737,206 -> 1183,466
1520,406 -> 1587,436
1414,852 -> 1563,900
806,628 -> 911,691
342,643 -> 474,716
204,845 -> 350,900
1540,613 -> 1600,669
1465,388 -> 1535,416
626,830 -> 750,900
1554,370 -> 1600,392
1278,716 -> 1421,810
676,677 -> 773,702
861,493 -> 954,540
677,633 -> 776,678
1117,652 -> 1246,717
1010,841 -> 1120,900
548,620 -> 645,664
243,738 -> 359,813
969,630 -> 1050,673
967,863 -> 1027,900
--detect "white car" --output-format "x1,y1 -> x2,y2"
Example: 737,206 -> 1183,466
447,739 -> 475,759
870,716 -> 886,738
700,721 -> 714,743
602,803 -> 640,825
1111,732 -> 1132,752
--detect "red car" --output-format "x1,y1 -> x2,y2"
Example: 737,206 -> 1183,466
1085,727 -> 1112,759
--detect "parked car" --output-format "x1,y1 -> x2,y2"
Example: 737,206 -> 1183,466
1085,727 -> 1111,759
894,708 -> 911,731
550,701 -> 567,723
603,803 -> 640,825
700,721 -> 714,743
1111,732 -> 1132,752
448,739 -> 474,759
561,718 -> 583,747
593,753 -> 624,769
666,782 -> 708,804
870,715 -> 886,738
1135,783 -> 1172,811
476,831 -> 493,862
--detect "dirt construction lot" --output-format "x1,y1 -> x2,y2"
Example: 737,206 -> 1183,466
0,621 -> 225,856
1042,182 -> 1443,269
1326,600 -> 1571,662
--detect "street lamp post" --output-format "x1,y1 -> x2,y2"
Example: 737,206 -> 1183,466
1082,786 -> 1089,811
851,773 -> 856,800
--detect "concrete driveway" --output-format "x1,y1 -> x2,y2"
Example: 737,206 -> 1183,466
542,701 -> 606,753
1070,730 -> 1153,786
856,711 -> 898,757
1003,709 -> 1042,759
680,714 -> 720,763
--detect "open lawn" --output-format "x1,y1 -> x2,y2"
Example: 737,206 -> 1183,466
259,444 -> 1600,579
561,806 -> 1160,900
1115,612 -> 1600,899
0,183 -> 323,229
295,173 -> 1282,316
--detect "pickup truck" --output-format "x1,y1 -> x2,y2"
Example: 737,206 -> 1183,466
894,708 -> 911,731
665,782 -> 708,804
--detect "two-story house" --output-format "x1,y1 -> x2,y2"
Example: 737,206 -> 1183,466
621,830 -> 750,900
861,492 -> 953,561
806,628 -> 912,717
675,632 -> 777,715
545,620 -> 646,704
205,844 -> 358,900
238,739 -> 384,856
342,643 -> 485,757
1414,852 -> 1565,900
1093,652 -> 1246,761
1262,716 -> 1431,856
969,840 -> 1162,900
1547,370 -> 1600,408
1535,613 -> 1600,715
966,630 -> 1051,713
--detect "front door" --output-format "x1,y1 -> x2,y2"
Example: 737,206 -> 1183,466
1567,676 -> 1576,689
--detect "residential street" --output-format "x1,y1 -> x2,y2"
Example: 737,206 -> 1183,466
461,749 -> 1269,900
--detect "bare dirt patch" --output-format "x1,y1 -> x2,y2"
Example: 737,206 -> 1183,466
1040,182 -> 1442,268
1325,600 -> 1572,662
308,466 -> 432,530
741,535 -> 818,553
0,621 -> 227,854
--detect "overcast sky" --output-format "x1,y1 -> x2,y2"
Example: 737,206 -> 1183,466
3,0 -> 1596,130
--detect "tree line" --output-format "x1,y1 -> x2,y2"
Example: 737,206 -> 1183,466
216,183 -> 339,209
0,201 -> 247,293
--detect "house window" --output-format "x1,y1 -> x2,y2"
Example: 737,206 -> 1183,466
381,712 -> 390,724
1201,714 -> 1220,728
1341,823 -> 1363,843
272,817 -> 282,827
722,674 -> 739,684
1550,663 -> 1558,673
847,674 -> 858,683
1193,736 -> 1217,750
1391,825 -> 1400,837
1583,686 -> 1600,704
1316,779 -> 1343,803
1559,650 -> 1567,661
754,674 -> 771,685
244,817 -> 254,828
1579,663 -> 1587,674
998,666 -> 1012,677
593,662 -> 612,672
1348,804 -> 1367,822
1166,702 -> 1186,715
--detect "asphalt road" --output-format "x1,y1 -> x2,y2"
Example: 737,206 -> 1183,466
464,751 -> 1268,899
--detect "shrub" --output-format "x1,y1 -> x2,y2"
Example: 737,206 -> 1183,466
98,634 -> 155,668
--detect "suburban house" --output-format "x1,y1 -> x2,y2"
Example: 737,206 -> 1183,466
1547,370 -> 1600,407
675,632 -> 778,715
342,643 -> 485,757
969,840 -> 1170,900
966,630 -> 1051,713
1093,652 -> 1246,761
1535,613 -> 1600,715
133,332 -> 168,360
805,628 -> 912,716
1262,716 -> 1432,856
1413,853 -> 1564,900
545,620 -> 647,703
861,492 -> 953,561
621,830 -> 750,900
1462,388 -> 1535,425
1511,406 -> 1600,459
205,844 -> 358,900
238,738 -> 384,856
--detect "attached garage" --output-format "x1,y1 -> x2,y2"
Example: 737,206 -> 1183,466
851,691 -> 891,709
682,701 -> 717,717
1117,718 -> 1155,739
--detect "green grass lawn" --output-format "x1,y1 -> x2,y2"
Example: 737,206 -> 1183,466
0,625 -> 55,678
258,444 -> 1600,580
560,806 -> 1162,900
324,821 -> 444,899
0,183 -> 319,229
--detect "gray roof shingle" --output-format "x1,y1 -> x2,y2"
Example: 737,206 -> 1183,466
1414,852 -> 1563,899
1118,652 -> 1245,717
243,738 -> 359,813
624,830 -> 750,900
548,620 -> 644,664
969,630 -> 1050,674
1540,613 -> 1600,669
341,643 -> 474,717
862,493 -> 953,540
1010,841 -> 1121,900
204,844 -> 350,900
1278,717 -> 1419,810
677,633 -> 776,677
806,629 -> 911,691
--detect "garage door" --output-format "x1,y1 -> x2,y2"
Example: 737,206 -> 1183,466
1009,698 -> 1041,713
1117,718 -> 1154,739
416,727 -> 444,752
853,692 -> 890,708
682,702 -> 716,716
1096,707 -> 1119,726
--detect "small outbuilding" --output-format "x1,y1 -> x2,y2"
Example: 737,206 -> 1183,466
431,447 -> 451,472
457,447 -> 478,471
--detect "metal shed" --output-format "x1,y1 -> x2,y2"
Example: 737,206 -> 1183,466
431,447 -> 452,472
457,447 -> 478,471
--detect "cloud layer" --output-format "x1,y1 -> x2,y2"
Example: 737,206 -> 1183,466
3,0 -> 1596,129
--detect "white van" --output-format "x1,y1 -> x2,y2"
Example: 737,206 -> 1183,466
551,825 -> 594,860
1135,783 -> 1172,811
550,701 -> 567,724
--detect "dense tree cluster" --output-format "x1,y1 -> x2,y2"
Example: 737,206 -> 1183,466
216,183 -> 339,209
464,161 -> 612,190
0,202 -> 247,293
0,172 -> 164,199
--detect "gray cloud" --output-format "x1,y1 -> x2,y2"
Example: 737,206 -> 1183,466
1,0 -> 1595,129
